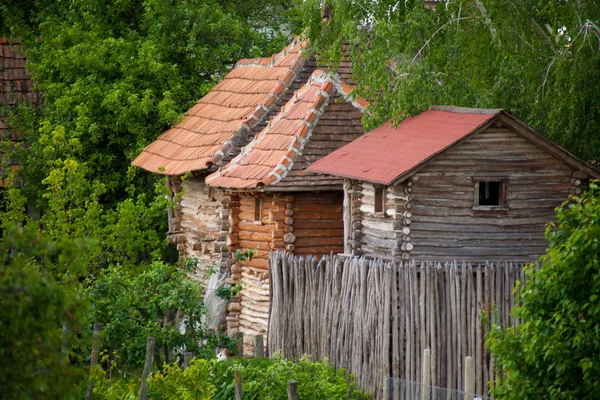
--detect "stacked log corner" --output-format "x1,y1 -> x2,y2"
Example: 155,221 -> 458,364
358,182 -> 412,261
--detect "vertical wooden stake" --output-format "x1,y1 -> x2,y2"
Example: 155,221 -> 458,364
254,335 -> 264,357
183,351 -> 193,371
139,337 -> 155,400
287,380 -> 298,400
85,323 -> 103,400
236,331 -> 244,357
234,369 -> 243,400
421,348 -> 430,400
465,355 -> 475,400
382,266 -> 392,400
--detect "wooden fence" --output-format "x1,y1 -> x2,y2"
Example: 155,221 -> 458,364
268,251 -> 528,399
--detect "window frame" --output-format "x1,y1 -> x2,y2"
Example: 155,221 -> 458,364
253,196 -> 263,224
373,186 -> 386,215
472,178 -> 508,211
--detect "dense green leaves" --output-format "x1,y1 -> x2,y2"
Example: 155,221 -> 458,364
0,1 -> 300,395
303,0 -> 600,162
487,182 -> 600,399
86,261 -> 207,369
0,223 -> 94,399
94,355 -> 370,399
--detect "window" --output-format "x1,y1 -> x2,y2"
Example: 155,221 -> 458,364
374,187 -> 385,213
254,197 -> 263,223
474,180 -> 506,209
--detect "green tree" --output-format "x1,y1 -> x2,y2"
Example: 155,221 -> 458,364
301,0 -> 600,162
2,0 -> 298,206
0,223 -> 96,399
487,181 -> 600,399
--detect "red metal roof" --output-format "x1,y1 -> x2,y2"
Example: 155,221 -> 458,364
132,38 -> 307,175
206,70 -> 367,189
307,107 -> 501,185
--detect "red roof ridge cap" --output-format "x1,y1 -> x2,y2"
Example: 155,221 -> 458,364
330,75 -> 370,112
430,105 -> 503,115
234,36 -> 305,68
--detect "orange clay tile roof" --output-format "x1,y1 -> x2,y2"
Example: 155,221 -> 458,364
132,37 -> 307,175
205,69 -> 368,189
1,38 -> 40,187
1,38 -> 39,141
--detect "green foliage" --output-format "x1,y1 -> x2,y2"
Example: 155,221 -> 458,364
3,0 -> 298,206
85,260 -> 206,369
97,354 -> 369,400
487,181 -> 600,399
302,0 -> 600,162
215,249 -> 254,302
0,223 -> 95,399
209,355 -> 370,400
149,360 -> 214,400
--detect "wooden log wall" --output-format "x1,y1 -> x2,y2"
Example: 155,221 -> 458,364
291,191 -> 344,256
268,251 -> 527,399
226,193 -> 287,354
227,191 -> 346,354
169,176 -> 231,278
408,124 -> 580,262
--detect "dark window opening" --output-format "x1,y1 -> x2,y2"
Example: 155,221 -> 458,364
374,187 -> 384,213
254,197 -> 263,223
477,181 -> 503,206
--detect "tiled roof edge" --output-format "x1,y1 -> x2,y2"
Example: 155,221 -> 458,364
333,78 -> 370,112
210,46 -> 308,167
264,70 -> 334,186
235,36 -> 307,68
206,69 -> 334,188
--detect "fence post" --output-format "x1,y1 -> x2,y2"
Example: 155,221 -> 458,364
85,323 -> 103,400
287,381 -> 298,400
383,265 -> 392,400
236,331 -> 244,357
139,336 -> 155,400
254,335 -> 264,357
465,356 -> 475,400
421,348 -> 431,400
183,351 -> 193,371
234,369 -> 243,400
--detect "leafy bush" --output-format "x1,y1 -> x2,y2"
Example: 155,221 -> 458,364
85,260 -> 208,370
97,354 -> 369,399
0,223 -> 94,399
487,181 -> 600,399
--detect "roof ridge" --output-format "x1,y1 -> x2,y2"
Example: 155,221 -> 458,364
431,105 -> 503,114
234,36 -> 306,68
206,68 -> 366,189
263,70 -> 334,186
210,51 -> 307,166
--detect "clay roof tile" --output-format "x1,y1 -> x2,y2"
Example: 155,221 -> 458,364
206,69 -> 364,189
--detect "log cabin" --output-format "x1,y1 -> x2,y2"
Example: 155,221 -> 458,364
133,38 -> 314,275
308,106 -> 600,262
205,69 -> 367,349
133,37 -> 355,278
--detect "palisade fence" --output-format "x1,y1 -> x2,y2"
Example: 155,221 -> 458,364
267,251 -> 529,399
